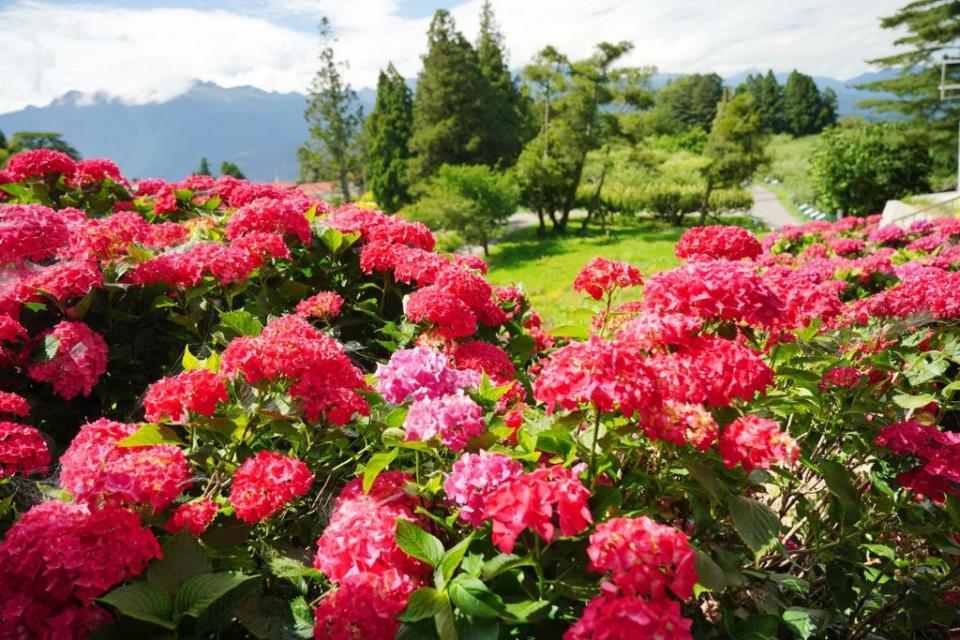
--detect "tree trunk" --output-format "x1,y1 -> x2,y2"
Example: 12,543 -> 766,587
536,211 -> 547,237
482,236 -> 489,256
338,168 -> 352,203
581,160 -> 609,232
698,179 -> 713,227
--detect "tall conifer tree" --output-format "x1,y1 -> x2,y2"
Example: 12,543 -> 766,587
475,0 -> 525,167
366,64 -> 414,212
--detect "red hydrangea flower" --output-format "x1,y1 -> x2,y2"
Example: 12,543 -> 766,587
323,205 -> 435,251
5,149 -> 77,181
645,401 -> 719,451
452,340 -> 515,384
135,178 -> 179,213
296,291 -> 344,320
165,498 -> 219,536
404,392 -> 485,451
434,266 -> 508,327
226,196 -> 312,243
829,237 -> 865,256
0,391 -> 29,417
533,336 -> 662,420
405,285 -> 478,339
67,158 -> 126,188
615,312 -> 701,352
643,259 -> 784,328
675,225 -> 762,261
719,415 -> 799,472
0,204 -> 70,265
860,270 -> 960,321
0,421 -> 50,477
229,451 -> 313,523
0,315 -> 26,343
313,471 -> 428,597
17,259 -> 103,306
820,367 -> 862,390
313,582 -> 408,640
27,321 -> 109,400
875,421 -> 960,461
144,369 -> 229,423
564,593 -> 693,640
868,225 -> 906,246
573,257 -> 643,300
650,336 -> 774,408
0,501 -> 160,639
444,450 -> 524,527
66,210 -> 148,261
59,418 -> 191,510
451,253 -> 489,273
483,465 -> 592,553
587,515 -> 697,600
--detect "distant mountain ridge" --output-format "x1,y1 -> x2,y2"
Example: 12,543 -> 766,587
0,72 -> 897,182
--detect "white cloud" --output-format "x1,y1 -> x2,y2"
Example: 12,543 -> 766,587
0,0 -> 905,114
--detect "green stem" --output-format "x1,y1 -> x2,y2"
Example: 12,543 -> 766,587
589,405 -> 603,481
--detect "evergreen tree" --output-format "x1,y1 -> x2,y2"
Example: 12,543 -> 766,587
783,71 -> 827,136
818,87 -> 838,131
301,17 -> 364,202
410,10 -> 489,180
475,0 -> 525,167
699,93 -> 767,224
195,157 -> 212,176
220,161 -> 246,179
7,132 -> 80,160
0,129 -> 6,150
736,70 -> 785,132
651,73 -> 724,133
366,63 -> 414,212
859,0 -> 960,182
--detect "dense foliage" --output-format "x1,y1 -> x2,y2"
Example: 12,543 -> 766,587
3,148 -> 960,639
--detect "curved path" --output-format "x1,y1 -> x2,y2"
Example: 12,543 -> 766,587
748,184 -> 798,230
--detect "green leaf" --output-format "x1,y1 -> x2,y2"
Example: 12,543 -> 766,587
694,549 -> 727,591
434,594 -> 458,640
116,423 -> 184,447
782,607 -> 828,639
42,334 -> 61,360
397,587 -> 448,622
728,495 -> 781,556
318,227 -> 345,253
449,576 -> 502,619
438,533 -> 475,586
892,393 -> 936,409
549,324 -> 590,340
536,429 -> 576,459
396,519 -> 444,567
174,572 -> 256,620
819,460 -> 859,506
384,406 -> 408,429
182,346 -> 203,371
99,581 -> 176,629
862,543 -> 895,561
480,554 -> 536,580
147,530 -> 211,596
502,599 -> 551,623
219,310 -> 264,337
363,449 -> 398,494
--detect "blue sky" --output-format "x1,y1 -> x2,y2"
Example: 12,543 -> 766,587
0,0 -> 904,114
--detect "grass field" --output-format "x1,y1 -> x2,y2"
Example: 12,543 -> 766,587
484,217 -> 698,327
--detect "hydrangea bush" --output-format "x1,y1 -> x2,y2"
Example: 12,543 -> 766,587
1,149 -> 960,639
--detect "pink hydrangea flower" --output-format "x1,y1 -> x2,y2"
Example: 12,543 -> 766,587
375,346 -> 479,404
404,392 -> 485,451
444,450 -> 524,527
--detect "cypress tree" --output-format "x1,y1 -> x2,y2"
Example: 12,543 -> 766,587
366,63 -> 414,212
784,70 -> 825,136
195,157 -> 212,176
220,161 -> 246,179
475,0 -> 525,167
410,10 -> 488,180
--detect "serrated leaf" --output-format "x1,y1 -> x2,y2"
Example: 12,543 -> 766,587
363,449 -> 398,494
438,533 -> 474,586
782,607 -> 828,639
42,334 -> 61,360
449,576 -> 502,619
147,530 -> 211,596
396,519 -> 444,567
819,460 -> 859,506
481,554 -> 536,580
99,581 -> 176,629
116,423 -> 184,447
892,393 -> 936,409
694,549 -> 727,591
397,587 -> 447,622
219,310 -> 264,337
728,495 -> 781,556
549,324 -> 589,340
862,543 -> 895,561
434,594 -> 458,640
174,572 -> 256,620
182,346 -> 203,371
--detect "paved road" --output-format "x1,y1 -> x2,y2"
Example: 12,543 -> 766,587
748,184 -> 799,230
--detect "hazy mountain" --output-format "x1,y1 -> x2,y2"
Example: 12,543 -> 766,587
0,72 -> 898,182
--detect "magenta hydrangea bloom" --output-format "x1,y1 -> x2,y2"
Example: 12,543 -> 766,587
374,346 -> 479,404
404,392 -> 485,451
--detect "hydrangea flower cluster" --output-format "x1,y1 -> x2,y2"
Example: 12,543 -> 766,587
675,224 -> 762,261
59,418 -> 192,510
144,368 -> 229,423
875,421 -> 960,503
0,420 -> 50,477
573,257 -> 644,300
165,498 -> 219,536
26,320 -> 109,400
375,346 -> 479,404
403,391 -> 485,451
0,501 -> 160,640
296,291 -> 344,320
444,450 -> 524,526
719,416 -> 800,472
229,450 -> 313,522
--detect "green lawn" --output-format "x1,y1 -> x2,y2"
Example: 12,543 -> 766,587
485,220 -> 683,328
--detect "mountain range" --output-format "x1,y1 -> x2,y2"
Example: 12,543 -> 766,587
0,72 -> 897,183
